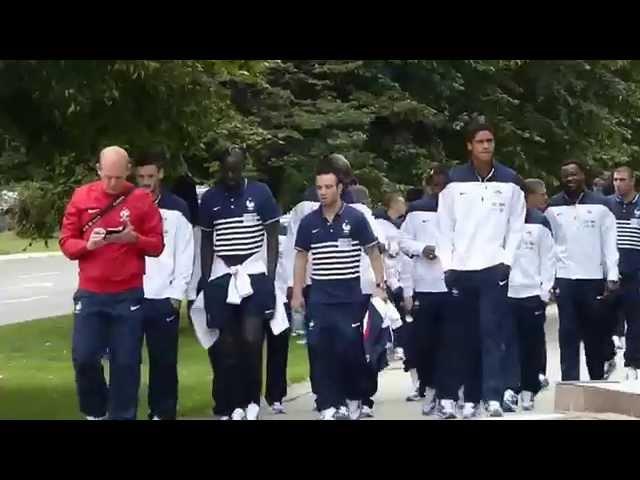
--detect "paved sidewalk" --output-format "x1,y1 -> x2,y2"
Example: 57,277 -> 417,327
257,304 -> 633,420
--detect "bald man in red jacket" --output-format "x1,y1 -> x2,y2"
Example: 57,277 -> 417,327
60,146 -> 164,420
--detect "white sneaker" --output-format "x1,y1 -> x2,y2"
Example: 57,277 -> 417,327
394,347 -> 406,361
346,399 -> 362,420
604,359 -> 617,379
320,407 -> 336,420
438,399 -> 457,419
422,398 -> 437,416
462,402 -> 478,419
625,367 -> 639,381
335,405 -> 349,420
271,402 -> 286,414
231,408 -> 246,420
521,391 -> 534,411
613,336 -> 623,350
487,401 -> 504,418
406,369 -> 421,401
538,374 -> 550,390
502,389 -> 518,413
360,405 -> 374,418
245,402 -> 260,420
406,389 -> 421,402
85,415 -> 106,420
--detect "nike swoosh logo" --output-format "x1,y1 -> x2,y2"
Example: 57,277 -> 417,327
166,315 -> 176,322
213,207 -> 221,211
351,323 -> 361,328
534,311 -> 544,316
88,209 -> 100,214
312,228 -> 320,233
130,305 -> 141,311
498,280 -> 508,286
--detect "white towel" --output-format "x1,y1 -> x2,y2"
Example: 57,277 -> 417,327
210,251 -> 267,305
271,290 -> 290,336
191,251 -> 288,349
190,291 -> 220,350
371,296 -> 403,330
190,290 -> 290,349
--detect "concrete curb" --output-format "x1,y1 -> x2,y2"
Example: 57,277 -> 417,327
0,251 -> 63,261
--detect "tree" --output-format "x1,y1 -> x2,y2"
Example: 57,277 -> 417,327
0,60 -> 267,238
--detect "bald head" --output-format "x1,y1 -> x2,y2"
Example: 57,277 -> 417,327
97,146 -> 131,194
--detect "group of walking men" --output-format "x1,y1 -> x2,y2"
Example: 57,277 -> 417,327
59,118 -> 640,420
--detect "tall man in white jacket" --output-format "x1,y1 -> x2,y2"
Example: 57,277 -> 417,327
436,120 -> 526,417
135,151 -> 194,420
545,160 -> 619,381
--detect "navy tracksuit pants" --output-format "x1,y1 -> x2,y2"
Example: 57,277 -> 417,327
555,278 -> 608,381
505,296 -> 547,395
142,298 -> 180,420
603,273 -> 640,369
264,304 -> 291,405
413,291 -> 466,401
72,288 -> 144,420
448,265 -> 509,403
307,301 -> 369,411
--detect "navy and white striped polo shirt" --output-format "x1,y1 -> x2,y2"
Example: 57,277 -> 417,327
295,203 -> 378,304
605,193 -> 640,274
199,179 -> 281,266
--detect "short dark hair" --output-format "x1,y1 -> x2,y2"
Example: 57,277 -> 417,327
561,159 -> 586,174
218,145 -> 246,164
320,153 -> 355,185
464,118 -> 495,144
134,150 -> 166,169
424,166 -> 449,186
315,163 -> 342,185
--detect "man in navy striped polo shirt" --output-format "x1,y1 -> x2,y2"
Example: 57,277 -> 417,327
199,146 -> 281,420
291,163 -> 387,420
605,166 -> 640,381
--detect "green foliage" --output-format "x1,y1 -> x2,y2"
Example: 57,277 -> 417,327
3,60 -> 640,236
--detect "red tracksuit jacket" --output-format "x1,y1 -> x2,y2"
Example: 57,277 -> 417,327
59,180 -> 164,293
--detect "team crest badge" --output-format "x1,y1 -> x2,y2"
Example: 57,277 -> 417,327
634,207 -> 640,218
246,198 -> 255,211
120,207 -> 130,223
342,221 -> 351,235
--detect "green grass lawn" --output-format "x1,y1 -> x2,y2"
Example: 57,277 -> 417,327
0,314 -> 309,419
0,231 -> 59,255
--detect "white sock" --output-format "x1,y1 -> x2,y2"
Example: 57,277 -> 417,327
409,369 -> 419,390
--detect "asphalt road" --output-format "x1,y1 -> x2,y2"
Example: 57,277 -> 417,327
0,254 -> 77,325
